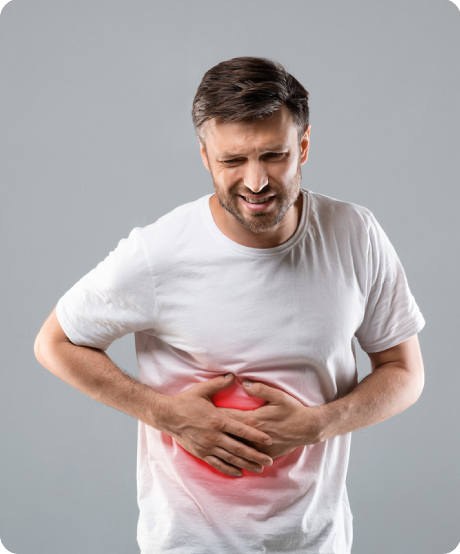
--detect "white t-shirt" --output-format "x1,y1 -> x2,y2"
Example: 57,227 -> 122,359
56,189 -> 425,554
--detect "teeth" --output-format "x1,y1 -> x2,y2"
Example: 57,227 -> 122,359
243,196 -> 272,204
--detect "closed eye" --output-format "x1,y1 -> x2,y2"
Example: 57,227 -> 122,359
221,152 -> 287,166
264,152 -> 286,160
223,158 -> 243,165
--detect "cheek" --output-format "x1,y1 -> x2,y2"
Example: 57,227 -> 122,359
214,166 -> 226,177
271,162 -> 298,184
212,167 -> 240,187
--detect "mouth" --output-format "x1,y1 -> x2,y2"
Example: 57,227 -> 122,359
241,195 -> 274,204
239,195 -> 276,211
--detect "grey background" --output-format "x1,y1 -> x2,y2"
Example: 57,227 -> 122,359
0,0 -> 459,553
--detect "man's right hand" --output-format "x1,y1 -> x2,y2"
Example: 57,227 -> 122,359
156,373 -> 274,477
34,311 -> 272,478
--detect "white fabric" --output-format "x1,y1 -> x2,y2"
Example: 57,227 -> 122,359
56,189 -> 425,554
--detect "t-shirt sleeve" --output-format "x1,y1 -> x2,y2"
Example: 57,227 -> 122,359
354,211 -> 425,353
56,228 -> 158,351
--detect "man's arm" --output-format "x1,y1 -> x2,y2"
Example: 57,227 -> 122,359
34,308 -> 273,477
317,333 -> 424,441
216,334 -> 424,458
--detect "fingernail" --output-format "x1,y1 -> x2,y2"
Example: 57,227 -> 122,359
242,379 -> 252,387
254,467 -> 263,473
263,458 -> 273,466
225,373 -> 233,379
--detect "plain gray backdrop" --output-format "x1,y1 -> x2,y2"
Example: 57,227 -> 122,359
1,0 -> 459,553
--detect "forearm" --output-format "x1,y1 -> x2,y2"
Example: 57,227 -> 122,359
35,337 -> 168,430
34,309 -> 274,478
214,350 -> 423,459
316,362 -> 424,442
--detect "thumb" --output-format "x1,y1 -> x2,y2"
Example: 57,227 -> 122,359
242,379 -> 280,403
198,372 -> 235,398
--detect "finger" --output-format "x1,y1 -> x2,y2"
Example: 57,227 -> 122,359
219,434 -> 273,467
226,433 -> 255,448
203,455 -> 242,478
215,406 -> 250,422
242,380 -> 282,403
212,446 -> 265,474
196,373 -> 235,398
223,415 -> 272,446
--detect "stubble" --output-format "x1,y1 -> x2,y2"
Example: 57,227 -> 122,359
211,163 -> 302,234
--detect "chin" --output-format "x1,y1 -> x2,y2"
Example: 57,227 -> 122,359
223,204 -> 280,234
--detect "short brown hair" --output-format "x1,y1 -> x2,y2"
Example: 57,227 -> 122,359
192,57 -> 309,142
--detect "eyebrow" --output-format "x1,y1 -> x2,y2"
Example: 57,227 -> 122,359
219,144 -> 290,158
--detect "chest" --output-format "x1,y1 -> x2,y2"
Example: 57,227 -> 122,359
153,252 -> 365,372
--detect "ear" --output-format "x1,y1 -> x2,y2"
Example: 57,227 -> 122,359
198,137 -> 211,172
299,125 -> 311,165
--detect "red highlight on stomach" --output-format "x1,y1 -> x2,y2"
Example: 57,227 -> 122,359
211,378 -> 266,410
174,378 -> 270,479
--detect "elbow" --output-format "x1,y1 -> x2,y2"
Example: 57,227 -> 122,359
34,307 -> 64,368
416,372 -> 425,402
34,330 -> 55,368
409,365 -> 425,406
34,332 -> 41,360
34,332 -> 46,366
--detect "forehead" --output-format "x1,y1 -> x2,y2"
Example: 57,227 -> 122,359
204,106 -> 298,156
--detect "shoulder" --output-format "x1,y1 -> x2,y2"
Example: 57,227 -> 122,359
305,189 -> 374,237
133,194 -> 209,245
123,195 -> 211,272
306,189 -> 371,222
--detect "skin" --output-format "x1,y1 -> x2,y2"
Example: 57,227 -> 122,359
199,106 -> 310,249
34,106 -> 425,478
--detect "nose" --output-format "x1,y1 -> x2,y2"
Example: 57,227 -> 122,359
242,161 -> 269,193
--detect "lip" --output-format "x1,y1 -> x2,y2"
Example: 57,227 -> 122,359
239,195 -> 276,211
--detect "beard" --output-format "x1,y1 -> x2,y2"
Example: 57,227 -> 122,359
211,163 -> 302,234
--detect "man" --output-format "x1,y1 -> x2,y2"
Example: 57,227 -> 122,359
34,57 -> 425,553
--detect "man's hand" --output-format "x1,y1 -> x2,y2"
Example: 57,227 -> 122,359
34,311 -> 273,479
216,380 -> 322,460
215,335 -> 425,460
157,373 -> 274,477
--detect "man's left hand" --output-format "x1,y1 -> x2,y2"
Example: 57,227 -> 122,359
216,380 -> 325,460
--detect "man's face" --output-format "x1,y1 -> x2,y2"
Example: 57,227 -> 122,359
199,106 -> 310,234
